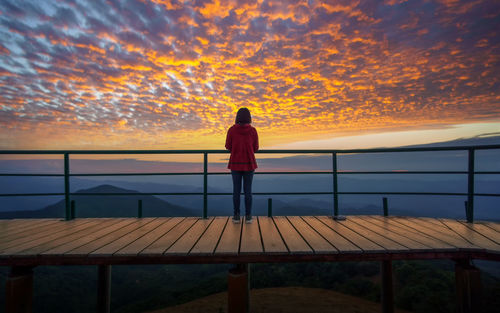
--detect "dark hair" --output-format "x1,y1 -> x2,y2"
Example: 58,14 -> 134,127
235,107 -> 251,124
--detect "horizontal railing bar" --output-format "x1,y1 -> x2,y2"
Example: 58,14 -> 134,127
71,192 -> 203,196
0,193 -> 65,197
0,174 -> 64,176
70,173 -> 204,176
474,193 -> 500,197
5,192 -> 499,197
208,171 -> 333,175
338,192 -> 467,196
337,171 -> 469,174
209,192 -> 334,195
1,144 -> 499,155
1,171 -> 498,177
0,150 -> 224,154
211,171 -> 472,175
66,192 -> 334,196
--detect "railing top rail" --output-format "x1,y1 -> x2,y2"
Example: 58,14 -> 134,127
1,144 -> 500,154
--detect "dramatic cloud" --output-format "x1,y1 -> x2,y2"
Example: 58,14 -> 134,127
0,0 -> 499,149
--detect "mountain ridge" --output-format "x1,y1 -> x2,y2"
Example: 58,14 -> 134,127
0,184 -> 196,219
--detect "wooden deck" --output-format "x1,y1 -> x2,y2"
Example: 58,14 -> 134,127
1,216 -> 499,266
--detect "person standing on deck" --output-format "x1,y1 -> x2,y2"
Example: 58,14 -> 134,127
225,108 -> 259,224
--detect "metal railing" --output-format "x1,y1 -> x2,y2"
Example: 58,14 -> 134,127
1,144 -> 500,222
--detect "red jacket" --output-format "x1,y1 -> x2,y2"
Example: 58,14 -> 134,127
225,123 -> 259,171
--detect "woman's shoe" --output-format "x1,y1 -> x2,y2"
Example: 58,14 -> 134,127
245,215 -> 253,223
232,214 -> 240,224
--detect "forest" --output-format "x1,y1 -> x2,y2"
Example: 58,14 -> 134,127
1,260 -> 499,313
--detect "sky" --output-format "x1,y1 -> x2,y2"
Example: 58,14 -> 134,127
0,0 -> 499,150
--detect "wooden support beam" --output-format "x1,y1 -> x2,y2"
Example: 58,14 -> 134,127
5,266 -> 34,313
228,263 -> 249,313
381,260 -> 394,313
455,259 -> 481,313
97,265 -> 112,313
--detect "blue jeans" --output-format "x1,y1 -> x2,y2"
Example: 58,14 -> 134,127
231,170 -> 254,216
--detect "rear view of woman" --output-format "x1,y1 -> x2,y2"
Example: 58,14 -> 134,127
225,108 -> 259,223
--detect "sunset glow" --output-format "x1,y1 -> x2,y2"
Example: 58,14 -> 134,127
0,0 -> 499,149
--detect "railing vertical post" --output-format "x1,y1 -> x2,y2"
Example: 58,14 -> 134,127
70,200 -> 75,220
203,152 -> 208,219
138,199 -> 143,218
332,152 -> 339,217
383,197 -> 388,216
64,153 -> 71,221
467,148 -> 475,223
267,198 -> 272,217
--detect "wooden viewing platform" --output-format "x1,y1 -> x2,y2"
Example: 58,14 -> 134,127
1,216 -> 500,265
2,215 -> 500,313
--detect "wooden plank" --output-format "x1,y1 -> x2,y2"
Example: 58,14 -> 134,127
240,217 -> 263,254
360,216 -> 454,250
362,216 -> 453,249
258,217 -> 288,254
409,216 -> 466,235
67,218 -> 158,256
325,217 -> 408,252
272,216 -> 312,254
166,218 -> 214,255
14,219 -> 117,255
90,218 -> 165,256
405,216 -> 457,231
286,216 -> 336,253
214,218 -> 242,255
0,220 -> 69,247
301,216 -> 360,253
316,216 -> 384,252
481,221 -> 500,233
416,216 -> 448,228
42,219 -> 137,255
190,217 -> 228,255
388,217 -> 480,249
459,221 -> 500,245
140,218 -> 198,255
115,218 -> 181,256
440,219 -> 500,252
0,218 -> 51,231
0,219 -> 60,239
1,219 -> 97,255
347,216 -> 428,251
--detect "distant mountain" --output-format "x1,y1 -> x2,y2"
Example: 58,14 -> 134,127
407,133 -> 500,148
0,184 -> 197,219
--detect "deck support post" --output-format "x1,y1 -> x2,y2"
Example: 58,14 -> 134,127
228,263 -> 249,313
455,259 -> 481,313
97,265 -> 112,313
381,260 -> 394,313
5,266 -> 34,313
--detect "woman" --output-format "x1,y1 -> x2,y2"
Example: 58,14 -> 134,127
225,108 -> 259,223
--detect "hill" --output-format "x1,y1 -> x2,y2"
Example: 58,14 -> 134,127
0,184 -> 197,218
144,286 -> 411,313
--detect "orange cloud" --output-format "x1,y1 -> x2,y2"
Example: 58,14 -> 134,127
0,0 -> 499,150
